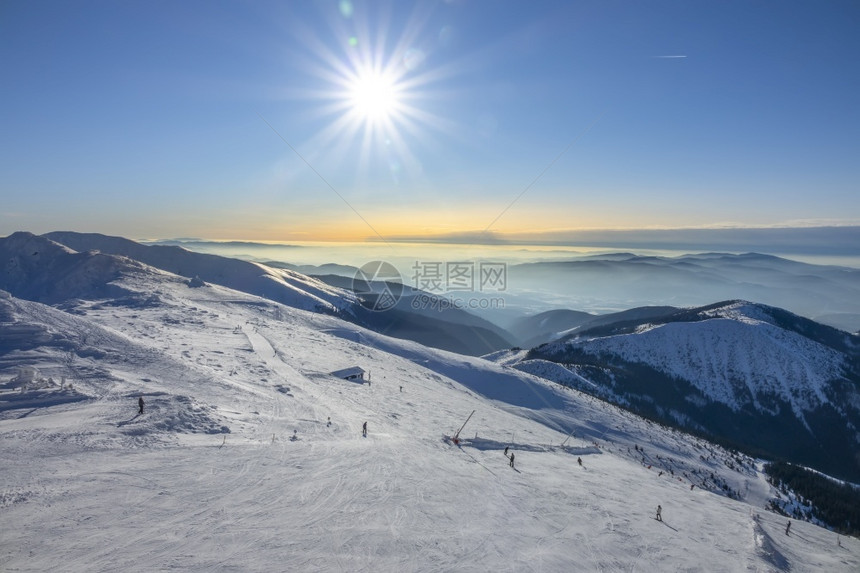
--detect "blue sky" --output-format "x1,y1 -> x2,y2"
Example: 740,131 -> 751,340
1,0 -> 858,242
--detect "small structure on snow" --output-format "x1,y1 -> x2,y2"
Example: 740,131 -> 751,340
14,366 -> 39,385
330,366 -> 366,382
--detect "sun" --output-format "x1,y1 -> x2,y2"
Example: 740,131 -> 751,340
348,70 -> 400,123
279,2 -> 461,183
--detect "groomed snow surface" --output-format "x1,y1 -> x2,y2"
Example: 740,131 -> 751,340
1,275 -> 858,572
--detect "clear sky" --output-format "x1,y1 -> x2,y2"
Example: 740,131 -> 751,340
1,0 -> 858,243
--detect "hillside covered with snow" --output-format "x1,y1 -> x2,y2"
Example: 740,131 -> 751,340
2,232 -> 517,357
520,301 -> 860,482
1,232 -> 859,571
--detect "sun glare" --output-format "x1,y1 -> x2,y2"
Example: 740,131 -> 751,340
283,2 -> 460,189
349,71 -> 399,122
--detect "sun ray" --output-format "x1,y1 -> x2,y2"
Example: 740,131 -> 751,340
269,1 -> 476,197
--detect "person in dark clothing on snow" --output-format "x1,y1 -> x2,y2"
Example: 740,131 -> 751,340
509,452 -> 515,468
785,520 -> 791,535
138,396 -> 144,415
362,421 -> 367,436
504,446 -> 509,456
656,505 -> 662,521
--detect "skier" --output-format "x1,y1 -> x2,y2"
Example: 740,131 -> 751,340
656,505 -> 662,522
138,395 -> 144,415
509,452 -> 515,468
327,417 -> 331,427
362,421 -> 367,436
785,520 -> 791,536
399,385 -> 403,392
577,457 -> 582,467
504,446 -> 509,456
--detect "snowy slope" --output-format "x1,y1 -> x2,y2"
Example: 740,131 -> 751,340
39,232 -> 516,355
573,313 -> 841,417
538,301 -> 856,417
0,231 -> 148,303
1,263 -> 859,571
516,300 -> 860,482
42,231 -> 356,312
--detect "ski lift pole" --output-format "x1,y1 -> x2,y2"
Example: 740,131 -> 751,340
452,410 -> 476,444
561,427 -> 576,447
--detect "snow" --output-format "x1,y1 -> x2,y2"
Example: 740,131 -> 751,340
1,263 -> 859,571
699,300 -> 777,326
4,231 -> 357,313
547,314 -> 844,417
511,359 -> 599,392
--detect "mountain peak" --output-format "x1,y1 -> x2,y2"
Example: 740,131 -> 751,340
40,231 -> 356,313
695,300 -> 777,325
0,232 -> 143,303
3,231 -> 77,256
523,300 -> 860,481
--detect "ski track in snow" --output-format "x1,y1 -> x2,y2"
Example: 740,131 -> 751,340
1,274 -> 859,572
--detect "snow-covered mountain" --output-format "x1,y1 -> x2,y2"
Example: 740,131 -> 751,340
2,233 -> 859,571
506,309 -> 594,348
34,232 -> 513,356
0,231 -> 149,303
312,273 -> 515,355
41,231 -> 356,312
514,300 -> 860,482
507,306 -> 681,348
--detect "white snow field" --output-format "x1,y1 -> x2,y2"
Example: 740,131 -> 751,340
1,269 -> 858,572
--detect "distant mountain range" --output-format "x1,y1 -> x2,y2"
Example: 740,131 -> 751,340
249,250 -> 860,333
506,253 -> 860,333
496,300 -> 860,481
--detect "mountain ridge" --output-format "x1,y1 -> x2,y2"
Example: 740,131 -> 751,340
517,300 -> 860,481
42,231 -> 354,313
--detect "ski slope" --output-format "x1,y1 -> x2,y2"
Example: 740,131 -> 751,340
1,271 -> 858,572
